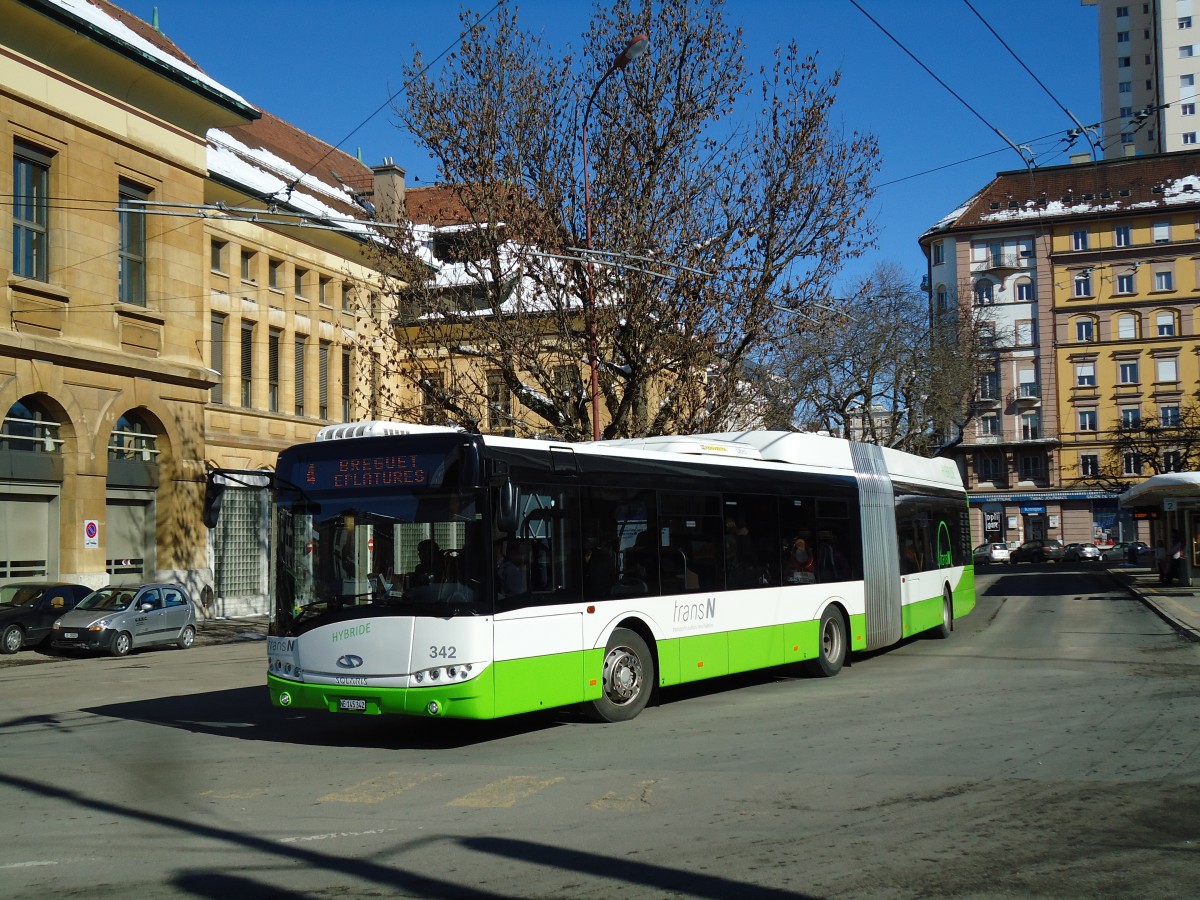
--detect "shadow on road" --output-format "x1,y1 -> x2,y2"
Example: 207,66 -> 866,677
980,564 -> 1122,598
0,770 -> 816,899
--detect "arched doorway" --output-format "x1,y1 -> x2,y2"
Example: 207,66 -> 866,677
106,411 -> 160,580
0,397 -> 65,581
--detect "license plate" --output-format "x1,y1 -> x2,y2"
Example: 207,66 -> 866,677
337,698 -> 367,712
63,632 -> 78,639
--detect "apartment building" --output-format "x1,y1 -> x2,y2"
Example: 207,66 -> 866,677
1,0 -> 398,614
923,150 -> 1200,547
1085,0 -> 1200,157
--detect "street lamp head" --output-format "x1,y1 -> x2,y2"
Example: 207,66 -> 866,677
614,33 -> 650,70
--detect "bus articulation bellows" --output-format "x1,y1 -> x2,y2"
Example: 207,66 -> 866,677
222,424 -> 973,722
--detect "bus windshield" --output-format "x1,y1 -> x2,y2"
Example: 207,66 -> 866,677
274,487 -> 490,635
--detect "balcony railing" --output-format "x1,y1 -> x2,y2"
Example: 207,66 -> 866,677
963,425 -> 1058,446
974,253 -> 1032,273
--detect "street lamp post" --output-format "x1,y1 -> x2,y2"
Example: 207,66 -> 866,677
581,33 -> 649,441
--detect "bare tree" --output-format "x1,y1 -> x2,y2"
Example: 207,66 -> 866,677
361,0 -> 879,440
756,263 -> 993,454
1085,403 -> 1200,493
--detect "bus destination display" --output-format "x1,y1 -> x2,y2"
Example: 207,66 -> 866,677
296,454 -> 437,489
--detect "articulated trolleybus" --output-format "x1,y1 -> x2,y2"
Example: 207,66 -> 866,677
260,423 -> 974,722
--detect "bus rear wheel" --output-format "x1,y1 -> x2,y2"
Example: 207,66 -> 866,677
931,589 -> 953,639
803,607 -> 846,678
589,627 -> 654,722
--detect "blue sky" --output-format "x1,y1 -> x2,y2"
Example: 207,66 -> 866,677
149,0 -> 1102,290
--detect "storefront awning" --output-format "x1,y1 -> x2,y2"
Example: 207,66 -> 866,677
969,490 -> 1117,504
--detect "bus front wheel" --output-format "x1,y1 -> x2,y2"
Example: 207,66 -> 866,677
589,628 -> 654,722
803,607 -> 846,678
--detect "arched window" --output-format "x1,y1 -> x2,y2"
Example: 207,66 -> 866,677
1074,316 -> 1097,342
974,279 -> 996,304
1,399 -> 62,454
1116,313 -> 1138,340
1015,278 -> 1035,301
108,412 -> 158,462
1155,309 -> 1177,336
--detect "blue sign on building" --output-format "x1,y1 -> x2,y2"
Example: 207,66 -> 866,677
1021,504 -> 1046,515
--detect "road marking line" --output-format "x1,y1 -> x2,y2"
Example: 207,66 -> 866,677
198,788 -> 268,800
0,861 -> 59,869
281,827 -> 394,844
319,771 -> 439,804
449,775 -> 564,808
590,779 -> 657,811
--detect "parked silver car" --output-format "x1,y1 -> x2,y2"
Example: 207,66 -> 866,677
973,542 -> 1011,565
50,583 -> 197,656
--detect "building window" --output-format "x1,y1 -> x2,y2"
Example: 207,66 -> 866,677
117,180 -> 149,306
1118,30 -> 1130,41
1117,273 -> 1135,294
241,250 -> 256,283
1154,270 -> 1174,291
1078,410 -> 1098,432
977,455 -> 1003,480
1157,311 -> 1176,336
487,371 -> 511,431
318,341 -> 330,419
1152,221 -> 1171,243
1118,55 -> 1131,67
1181,45 -> 1194,57
268,328 -> 281,413
240,321 -> 254,407
980,414 -> 1000,436
935,287 -> 950,312
1183,16 -> 1194,28
13,141 -> 52,282
1114,225 -> 1131,247
342,281 -> 353,312
269,258 -> 282,290
1074,271 -> 1093,297
1016,320 -> 1034,346
210,314 -> 225,405
1119,81 -> 1132,94
294,336 -> 306,416
1016,280 -> 1034,301
1185,132 -> 1198,144
1076,318 -> 1095,342
1081,454 -> 1100,477
1122,133 -> 1136,144
1156,357 -> 1178,382
342,350 -> 353,421
1123,453 -> 1143,476
1076,362 -> 1096,386
295,267 -> 308,298
1021,413 -> 1040,441
1121,407 -> 1141,428
1184,74 -> 1196,88
108,412 -> 158,462
319,276 -> 332,307
1164,450 -> 1184,472
1161,405 -> 1181,427
1116,5 -> 1128,16
211,239 -> 227,273
979,371 -> 999,400
1019,455 -> 1043,479
974,279 -> 994,304
1119,360 -> 1140,383
1120,105 -> 1134,118
421,372 -> 445,425
1184,103 -> 1197,116
1072,229 -> 1089,250
932,241 -> 944,265
1,399 -> 63,455
1118,315 -> 1138,339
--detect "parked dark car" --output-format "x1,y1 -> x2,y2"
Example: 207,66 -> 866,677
50,583 -> 197,656
0,583 -> 93,654
1010,539 -> 1065,564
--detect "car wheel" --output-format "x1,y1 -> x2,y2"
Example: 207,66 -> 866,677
110,631 -> 132,657
588,627 -> 655,722
177,625 -> 195,650
1,624 -> 24,655
803,606 -> 848,677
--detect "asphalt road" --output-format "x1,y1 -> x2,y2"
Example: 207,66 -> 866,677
1,566 -> 1197,899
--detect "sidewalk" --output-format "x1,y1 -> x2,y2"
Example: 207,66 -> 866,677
1107,564 -> 1200,642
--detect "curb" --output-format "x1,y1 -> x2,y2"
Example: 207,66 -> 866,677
1108,568 -> 1200,643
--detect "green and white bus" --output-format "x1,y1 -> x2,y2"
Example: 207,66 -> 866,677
255,423 -> 974,722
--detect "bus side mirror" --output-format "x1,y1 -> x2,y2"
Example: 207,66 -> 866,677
496,481 -> 520,533
202,474 -> 225,529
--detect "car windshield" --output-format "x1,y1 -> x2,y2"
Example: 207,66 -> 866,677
75,588 -> 136,612
0,585 -> 46,608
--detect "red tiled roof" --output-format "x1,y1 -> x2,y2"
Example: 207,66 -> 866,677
937,150 -> 1200,232
92,0 -> 203,68
405,185 -> 478,227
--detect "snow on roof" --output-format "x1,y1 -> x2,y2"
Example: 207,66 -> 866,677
207,129 -> 370,234
924,191 -> 982,235
49,0 -> 251,108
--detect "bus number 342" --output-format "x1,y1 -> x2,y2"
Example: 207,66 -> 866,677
430,646 -> 457,659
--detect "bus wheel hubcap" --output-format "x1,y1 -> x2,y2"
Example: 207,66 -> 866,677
604,647 -> 641,704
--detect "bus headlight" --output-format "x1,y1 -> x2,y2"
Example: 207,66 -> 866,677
411,663 -> 475,685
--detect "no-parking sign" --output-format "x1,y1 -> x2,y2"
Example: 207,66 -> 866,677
83,519 -> 99,549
